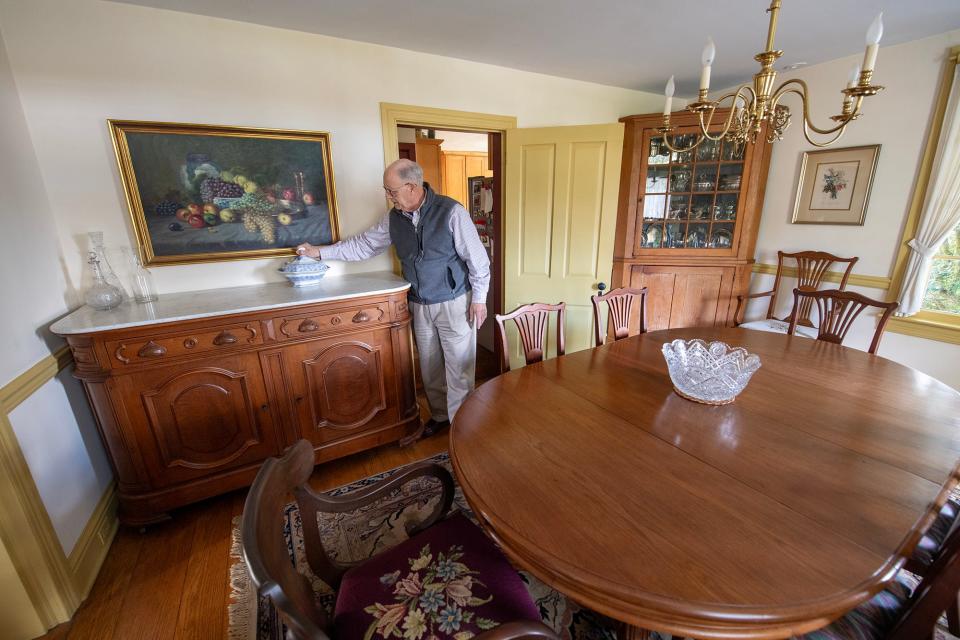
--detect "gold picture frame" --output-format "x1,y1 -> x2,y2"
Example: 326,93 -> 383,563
791,144 -> 880,225
109,120 -> 341,266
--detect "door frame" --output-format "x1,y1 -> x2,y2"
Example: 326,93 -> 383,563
379,103 -> 516,366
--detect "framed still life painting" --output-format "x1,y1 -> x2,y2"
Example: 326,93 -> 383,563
791,144 -> 880,225
108,120 -> 341,266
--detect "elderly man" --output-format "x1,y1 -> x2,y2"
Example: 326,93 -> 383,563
297,159 -> 490,436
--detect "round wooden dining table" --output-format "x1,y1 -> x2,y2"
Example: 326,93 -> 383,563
449,327 -> 960,640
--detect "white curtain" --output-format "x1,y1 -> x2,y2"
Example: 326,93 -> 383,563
897,65 -> 960,316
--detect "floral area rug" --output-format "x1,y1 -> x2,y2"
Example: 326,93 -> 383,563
227,452 -> 619,640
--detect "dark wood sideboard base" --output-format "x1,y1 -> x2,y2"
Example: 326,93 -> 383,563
61,288 -> 420,526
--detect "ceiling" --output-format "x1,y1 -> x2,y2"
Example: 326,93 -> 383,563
112,0 -> 960,96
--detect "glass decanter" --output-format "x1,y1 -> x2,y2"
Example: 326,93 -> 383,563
88,231 -> 127,300
83,252 -> 123,310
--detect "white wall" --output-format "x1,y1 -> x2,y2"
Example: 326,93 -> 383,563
0,26 -> 68,383
9,369 -> 112,554
0,0 -> 663,298
436,130 -> 488,152
0,20 -> 110,560
741,30 -> 960,389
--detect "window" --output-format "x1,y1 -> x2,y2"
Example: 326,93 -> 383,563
922,221 -> 960,314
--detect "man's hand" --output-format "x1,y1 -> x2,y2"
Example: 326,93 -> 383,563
469,303 -> 487,327
296,243 -> 322,259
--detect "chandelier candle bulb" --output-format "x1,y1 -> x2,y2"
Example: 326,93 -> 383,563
663,75 -> 675,116
862,12 -> 884,72
847,64 -> 861,89
700,37 -> 716,91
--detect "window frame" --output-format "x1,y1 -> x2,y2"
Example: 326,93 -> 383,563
888,45 -> 960,345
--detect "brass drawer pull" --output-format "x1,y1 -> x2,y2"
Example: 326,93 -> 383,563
213,331 -> 238,346
298,319 -> 319,333
137,341 -> 167,358
352,311 -> 370,323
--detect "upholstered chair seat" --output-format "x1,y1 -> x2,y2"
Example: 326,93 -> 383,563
333,512 -> 542,640
738,318 -> 819,339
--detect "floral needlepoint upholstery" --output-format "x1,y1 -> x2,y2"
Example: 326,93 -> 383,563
333,512 -> 542,640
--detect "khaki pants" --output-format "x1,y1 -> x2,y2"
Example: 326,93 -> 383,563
410,292 -> 476,422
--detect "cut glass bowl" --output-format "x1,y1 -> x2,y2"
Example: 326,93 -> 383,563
661,339 -> 761,405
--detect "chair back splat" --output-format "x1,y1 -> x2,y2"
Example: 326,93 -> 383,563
787,288 -> 898,355
494,303 -> 566,372
735,250 -> 859,326
590,287 -> 648,346
241,441 -> 558,640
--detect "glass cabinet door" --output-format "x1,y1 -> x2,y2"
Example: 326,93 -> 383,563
639,128 -> 746,251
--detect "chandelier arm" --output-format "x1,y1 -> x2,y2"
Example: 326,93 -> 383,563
659,85 -> 757,153
801,119 -> 847,148
771,80 -> 860,137
695,86 -> 753,141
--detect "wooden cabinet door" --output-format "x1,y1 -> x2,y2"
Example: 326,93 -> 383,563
115,353 -> 281,487
631,265 -> 735,331
282,328 -> 399,447
441,152 -> 468,206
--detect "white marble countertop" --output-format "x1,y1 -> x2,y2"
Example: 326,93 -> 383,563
51,271 -> 410,335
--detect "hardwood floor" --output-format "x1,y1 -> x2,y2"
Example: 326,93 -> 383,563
40,410 -> 449,640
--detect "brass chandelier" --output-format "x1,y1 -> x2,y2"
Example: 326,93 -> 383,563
657,0 -> 885,152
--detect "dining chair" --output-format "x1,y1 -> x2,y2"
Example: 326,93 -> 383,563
494,303 -> 565,372
906,498 -> 960,635
787,288 -> 899,355
590,285 -> 648,346
735,250 -> 859,337
241,439 -> 559,640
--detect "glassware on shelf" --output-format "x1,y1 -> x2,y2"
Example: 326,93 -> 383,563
642,223 -> 663,248
668,195 -> 689,219
648,137 -> 670,165
88,231 -> 127,300
711,225 -> 734,248
685,224 -> 708,248
83,252 -> 123,311
696,139 -> 720,161
126,249 -> 159,303
694,170 -> 716,191
669,166 -> 691,192
666,223 -> 683,247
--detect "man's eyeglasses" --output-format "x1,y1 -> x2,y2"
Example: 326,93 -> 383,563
383,183 -> 412,197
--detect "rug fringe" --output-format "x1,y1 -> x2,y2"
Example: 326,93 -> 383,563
228,515 -> 257,640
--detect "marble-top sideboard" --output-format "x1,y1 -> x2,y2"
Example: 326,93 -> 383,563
51,271 -> 419,525
51,271 -> 409,335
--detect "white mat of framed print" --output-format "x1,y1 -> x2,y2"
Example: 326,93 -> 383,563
791,145 -> 880,225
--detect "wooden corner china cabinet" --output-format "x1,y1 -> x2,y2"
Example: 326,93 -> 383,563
612,110 -> 772,330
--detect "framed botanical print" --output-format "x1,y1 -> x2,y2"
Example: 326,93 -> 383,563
109,120 -> 341,266
791,144 -> 880,225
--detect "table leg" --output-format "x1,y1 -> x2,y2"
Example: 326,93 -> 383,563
617,623 -> 653,640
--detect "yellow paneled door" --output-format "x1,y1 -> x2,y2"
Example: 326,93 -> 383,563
504,123 -> 624,368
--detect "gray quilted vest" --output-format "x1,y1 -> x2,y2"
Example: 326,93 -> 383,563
389,184 -> 470,305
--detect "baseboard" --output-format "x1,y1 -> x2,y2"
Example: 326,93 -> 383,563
68,482 -> 118,600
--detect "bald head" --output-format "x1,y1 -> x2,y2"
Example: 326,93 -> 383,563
385,158 -> 424,187
383,158 -> 426,212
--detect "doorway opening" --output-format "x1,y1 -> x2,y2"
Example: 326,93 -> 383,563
395,124 -> 503,382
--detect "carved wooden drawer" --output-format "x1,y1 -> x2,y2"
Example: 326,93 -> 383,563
273,301 -> 391,341
106,322 -> 263,367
